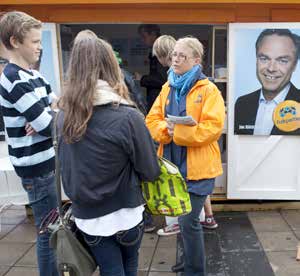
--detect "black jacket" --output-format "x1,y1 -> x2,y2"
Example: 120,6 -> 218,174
122,69 -> 147,115
234,83 -> 300,135
57,104 -> 160,219
140,53 -> 167,112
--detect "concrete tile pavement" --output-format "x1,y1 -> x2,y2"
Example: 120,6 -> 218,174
0,207 -> 300,275
248,210 -> 300,276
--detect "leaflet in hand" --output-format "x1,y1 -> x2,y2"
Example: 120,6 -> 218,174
167,114 -> 197,125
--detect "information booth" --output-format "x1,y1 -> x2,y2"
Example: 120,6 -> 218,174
1,0 -> 300,205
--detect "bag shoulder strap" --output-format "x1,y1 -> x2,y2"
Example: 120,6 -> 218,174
52,112 -> 63,218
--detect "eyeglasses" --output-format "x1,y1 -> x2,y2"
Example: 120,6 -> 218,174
171,52 -> 195,62
171,52 -> 188,62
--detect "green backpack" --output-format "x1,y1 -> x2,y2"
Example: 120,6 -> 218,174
141,157 -> 192,217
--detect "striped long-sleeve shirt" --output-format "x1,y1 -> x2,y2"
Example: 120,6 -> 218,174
0,63 -> 55,178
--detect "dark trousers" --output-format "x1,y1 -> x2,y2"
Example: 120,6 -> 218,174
178,193 -> 207,276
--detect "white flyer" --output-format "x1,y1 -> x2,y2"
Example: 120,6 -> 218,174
167,114 -> 197,125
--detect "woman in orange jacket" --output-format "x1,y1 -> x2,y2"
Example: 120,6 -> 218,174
146,37 -> 225,276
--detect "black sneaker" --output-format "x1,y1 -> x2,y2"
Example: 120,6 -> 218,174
144,224 -> 156,233
171,262 -> 184,272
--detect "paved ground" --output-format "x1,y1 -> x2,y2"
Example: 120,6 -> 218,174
0,206 -> 300,275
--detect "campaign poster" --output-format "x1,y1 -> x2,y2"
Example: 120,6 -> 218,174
231,23 -> 300,136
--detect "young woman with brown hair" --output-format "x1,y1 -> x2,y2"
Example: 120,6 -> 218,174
57,30 -> 160,276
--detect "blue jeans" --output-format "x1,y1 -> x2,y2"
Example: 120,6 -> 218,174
81,221 -> 144,276
21,171 -> 59,276
178,193 -> 207,276
143,210 -> 153,226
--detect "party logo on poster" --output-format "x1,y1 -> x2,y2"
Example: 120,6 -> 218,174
273,100 -> 300,132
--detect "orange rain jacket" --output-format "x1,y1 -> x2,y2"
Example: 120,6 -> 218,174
146,78 -> 225,180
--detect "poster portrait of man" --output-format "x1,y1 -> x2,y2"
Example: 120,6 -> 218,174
232,24 -> 300,136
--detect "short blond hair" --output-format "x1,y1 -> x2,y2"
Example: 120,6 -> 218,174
177,37 -> 204,63
153,35 -> 176,60
0,11 -> 42,50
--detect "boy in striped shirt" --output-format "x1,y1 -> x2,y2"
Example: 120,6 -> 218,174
0,11 -> 58,276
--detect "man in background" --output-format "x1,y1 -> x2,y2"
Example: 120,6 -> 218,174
136,24 -> 167,112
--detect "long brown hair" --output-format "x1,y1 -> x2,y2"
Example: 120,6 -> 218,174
59,30 -> 131,143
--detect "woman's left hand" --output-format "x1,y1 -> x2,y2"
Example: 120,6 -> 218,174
166,119 -> 175,137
